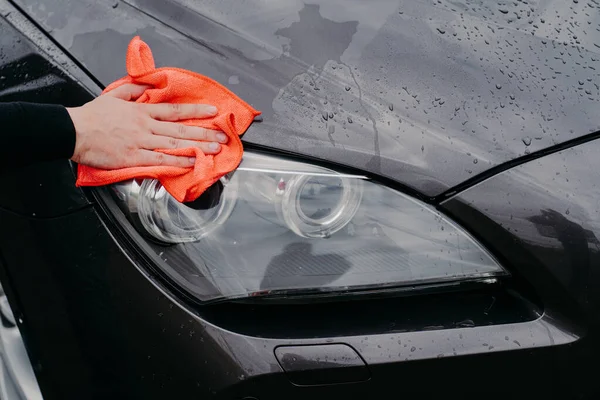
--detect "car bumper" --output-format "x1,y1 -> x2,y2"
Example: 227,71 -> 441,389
0,198 -> 596,399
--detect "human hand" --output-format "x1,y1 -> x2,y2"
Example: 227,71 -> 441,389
67,84 -> 228,169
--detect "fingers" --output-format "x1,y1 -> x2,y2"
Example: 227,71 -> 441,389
151,121 -> 228,143
142,135 -> 222,154
105,84 -> 150,101
144,103 -> 218,121
133,150 -> 196,168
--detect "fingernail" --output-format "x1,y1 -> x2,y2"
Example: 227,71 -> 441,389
189,157 -> 196,164
209,142 -> 220,151
207,106 -> 218,115
217,133 -> 228,143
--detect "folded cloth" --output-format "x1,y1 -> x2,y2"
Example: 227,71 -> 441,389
75,36 -> 261,203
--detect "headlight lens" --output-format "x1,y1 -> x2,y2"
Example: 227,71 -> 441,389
112,150 -> 505,303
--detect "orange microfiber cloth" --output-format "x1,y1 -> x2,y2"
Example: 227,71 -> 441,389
76,36 -> 261,203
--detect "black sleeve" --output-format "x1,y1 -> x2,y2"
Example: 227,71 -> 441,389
0,102 -> 76,170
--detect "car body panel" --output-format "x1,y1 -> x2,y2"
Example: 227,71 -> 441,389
0,201 -> 587,400
441,137 -> 600,399
1,1 -> 600,399
441,136 -> 600,320
11,0 -> 600,197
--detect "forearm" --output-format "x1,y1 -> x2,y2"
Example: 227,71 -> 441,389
0,102 -> 76,170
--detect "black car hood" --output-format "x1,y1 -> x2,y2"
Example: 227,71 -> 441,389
13,0 -> 600,197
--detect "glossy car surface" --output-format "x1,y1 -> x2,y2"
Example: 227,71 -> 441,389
13,0 -> 600,197
0,0 -> 599,399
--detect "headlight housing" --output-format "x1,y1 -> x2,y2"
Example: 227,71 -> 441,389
111,150 -> 505,303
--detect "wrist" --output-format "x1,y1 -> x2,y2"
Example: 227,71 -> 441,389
66,106 -> 84,162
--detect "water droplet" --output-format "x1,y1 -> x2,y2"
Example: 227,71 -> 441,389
457,319 -> 475,328
496,84 -> 503,90
522,137 -> 532,146
473,158 -> 478,164
566,209 -> 570,215
499,9 -> 509,14
329,112 -> 334,119
112,0 -> 119,8
437,28 -> 446,34
347,116 -> 353,123
322,112 -> 328,121
345,86 -> 351,91
410,346 -> 416,352
388,103 -> 394,111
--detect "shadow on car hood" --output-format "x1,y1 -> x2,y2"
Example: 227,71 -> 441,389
12,0 -> 600,197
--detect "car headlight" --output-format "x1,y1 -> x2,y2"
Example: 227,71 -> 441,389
111,150 -> 505,303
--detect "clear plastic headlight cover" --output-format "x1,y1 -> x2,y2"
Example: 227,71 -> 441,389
112,150 -> 505,303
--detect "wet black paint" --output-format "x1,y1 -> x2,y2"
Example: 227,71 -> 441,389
14,0 -> 600,196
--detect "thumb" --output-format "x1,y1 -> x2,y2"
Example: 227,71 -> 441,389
104,83 -> 150,101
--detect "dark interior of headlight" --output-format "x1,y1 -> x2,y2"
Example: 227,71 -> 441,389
185,181 -> 224,211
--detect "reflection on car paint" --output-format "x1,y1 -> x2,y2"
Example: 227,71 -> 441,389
13,0 -> 600,197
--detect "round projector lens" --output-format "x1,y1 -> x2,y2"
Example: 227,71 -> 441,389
298,176 -> 344,220
136,177 -> 238,243
278,174 -> 363,238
